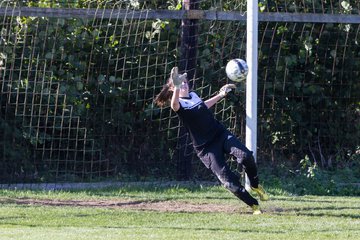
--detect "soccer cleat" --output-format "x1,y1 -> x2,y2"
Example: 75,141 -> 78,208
251,204 -> 262,215
251,184 -> 269,201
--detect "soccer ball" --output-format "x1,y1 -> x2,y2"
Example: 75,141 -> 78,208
225,58 -> 248,82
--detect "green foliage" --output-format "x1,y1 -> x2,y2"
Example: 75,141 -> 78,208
0,1 -> 359,182
1,1 -> 182,182
260,161 -> 360,196
258,21 -> 360,168
0,117 -> 35,181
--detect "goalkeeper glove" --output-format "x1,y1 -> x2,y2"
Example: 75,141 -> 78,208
218,84 -> 236,98
170,67 -> 187,89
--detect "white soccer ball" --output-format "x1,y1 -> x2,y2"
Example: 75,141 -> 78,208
225,58 -> 248,82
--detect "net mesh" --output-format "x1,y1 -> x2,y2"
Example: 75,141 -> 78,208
0,0 -> 359,183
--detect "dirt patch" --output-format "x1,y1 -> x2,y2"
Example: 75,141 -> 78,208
2,198 -> 251,213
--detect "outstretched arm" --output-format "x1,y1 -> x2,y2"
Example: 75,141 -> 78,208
169,67 -> 187,112
204,94 -> 223,108
171,88 -> 180,111
204,84 -> 236,108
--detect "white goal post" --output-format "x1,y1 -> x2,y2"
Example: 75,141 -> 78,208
245,0 -> 258,188
246,0 -> 258,161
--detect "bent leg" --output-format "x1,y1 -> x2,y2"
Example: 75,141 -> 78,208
199,151 -> 258,207
223,134 -> 259,188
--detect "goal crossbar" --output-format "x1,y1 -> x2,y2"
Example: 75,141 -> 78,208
1,7 -> 360,23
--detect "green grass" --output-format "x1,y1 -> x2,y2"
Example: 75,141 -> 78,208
0,184 -> 359,240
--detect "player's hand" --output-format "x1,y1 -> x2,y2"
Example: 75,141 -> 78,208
170,67 -> 187,88
218,84 -> 236,97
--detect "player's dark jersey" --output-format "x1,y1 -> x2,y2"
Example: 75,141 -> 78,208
176,91 -> 225,148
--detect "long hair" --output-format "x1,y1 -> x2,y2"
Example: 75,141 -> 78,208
154,78 -> 173,107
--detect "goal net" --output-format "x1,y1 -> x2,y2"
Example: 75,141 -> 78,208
1,0 -> 359,184
0,0 -> 248,183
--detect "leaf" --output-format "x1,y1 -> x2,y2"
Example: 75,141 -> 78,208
330,50 -> 336,58
59,85 -> 67,94
304,41 -> 312,51
109,76 -> 116,83
341,1 -> 351,11
294,81 -> 302,89
45,52 -> 53,59
76,82 -> 84,91
145,31 -> 152,39
57,18 -> 65,26
97,74 -> 105,83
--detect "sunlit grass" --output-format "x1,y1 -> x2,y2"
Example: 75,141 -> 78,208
0,184 -> 359,240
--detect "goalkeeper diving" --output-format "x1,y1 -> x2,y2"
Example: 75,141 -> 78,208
154,67 -> 269,214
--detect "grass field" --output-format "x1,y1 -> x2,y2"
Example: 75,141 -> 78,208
0,183 -> 359,240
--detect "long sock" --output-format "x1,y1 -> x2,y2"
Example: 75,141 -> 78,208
233,188 -> 259,206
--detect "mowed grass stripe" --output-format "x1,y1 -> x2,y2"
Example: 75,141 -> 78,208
0,186 -> 359,240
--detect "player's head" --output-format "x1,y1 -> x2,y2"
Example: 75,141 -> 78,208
169,78 -> 189,94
